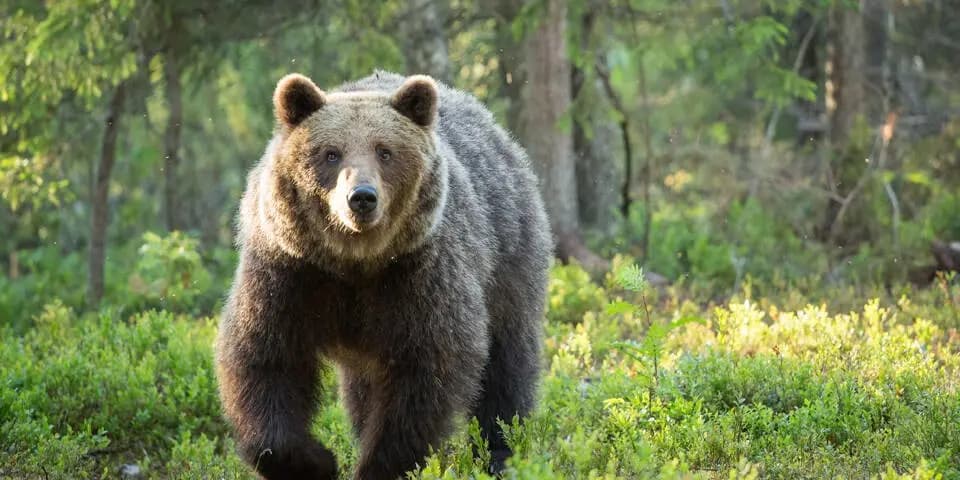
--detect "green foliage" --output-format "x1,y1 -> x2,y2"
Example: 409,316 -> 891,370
924,192 -> 960,241
0,1 -> 137,127
0,1 -> 144,261
0,303 -> 233,478
0,247 -> 87,331
3,270 -> 960,478
547,262 -> 608,324
0,154 -> 71,212
612,262 -> 646,293
0,232 -> 235,332
165,432 -> 248,479
619,197 -> 828,297
129,231 -> 213,313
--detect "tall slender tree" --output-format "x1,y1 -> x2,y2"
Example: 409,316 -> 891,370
572,9 -> 623,238
518,0 -> 606,272
89,82 -> 128,304
163,54 -> 183,232
153,0 -> 329,233
828,1 -> 866,150
398,0 -> 452,83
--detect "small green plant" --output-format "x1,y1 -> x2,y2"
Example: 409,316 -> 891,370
935,270 -> 959,326
605,263 -> 702,402
129,231 -> 212,312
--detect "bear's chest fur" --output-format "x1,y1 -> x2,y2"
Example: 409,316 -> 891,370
303,249 -> 471,360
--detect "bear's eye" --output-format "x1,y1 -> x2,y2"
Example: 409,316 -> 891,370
376,146 -> 392,162
325,150 -> 341,163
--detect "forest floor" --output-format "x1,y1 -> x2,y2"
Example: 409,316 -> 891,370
2,262 -> 959,479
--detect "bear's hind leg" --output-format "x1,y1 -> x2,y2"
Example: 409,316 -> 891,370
474,268 -> 546,474
354,366 -> 474,480
339,368 -> 374,436
472,332 -> 540,474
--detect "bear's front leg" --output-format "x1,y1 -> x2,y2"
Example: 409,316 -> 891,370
215,254 -> 338,480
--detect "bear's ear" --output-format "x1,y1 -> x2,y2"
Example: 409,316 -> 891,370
274,73 -> 326,130
390,75 -> 438,128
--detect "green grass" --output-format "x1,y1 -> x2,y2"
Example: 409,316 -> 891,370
2,264 -> 959,479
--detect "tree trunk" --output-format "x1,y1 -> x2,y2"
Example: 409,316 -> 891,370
822,0 -> 898,246
164,55 -> 183,232
9,252 -> 18,279
573,101 -> 622,236
88,82 -> 127,306
829,2 -> 866,149
489,0 -> 524,132
398,0 -> 451,84
863,0 -> 892,122
518,0 -> 606,273
572,13 -> 622,237
820,1 -> 866,243
637,66 -> 656,264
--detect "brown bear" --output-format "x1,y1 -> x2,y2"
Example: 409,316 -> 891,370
214,71 -> 551,480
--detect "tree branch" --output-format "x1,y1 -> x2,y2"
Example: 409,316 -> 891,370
828,112 -> 898,243
594,60 -> 633,220
764,15 -> 820,146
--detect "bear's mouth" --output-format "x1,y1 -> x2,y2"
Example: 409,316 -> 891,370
336,209 -> 383,234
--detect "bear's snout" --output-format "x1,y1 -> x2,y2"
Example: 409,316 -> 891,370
347,185 -> 378,215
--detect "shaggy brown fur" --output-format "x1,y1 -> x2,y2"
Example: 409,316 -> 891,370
215,71 -> 551,480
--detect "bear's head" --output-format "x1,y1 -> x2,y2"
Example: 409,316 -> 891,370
259,73 -> 446,264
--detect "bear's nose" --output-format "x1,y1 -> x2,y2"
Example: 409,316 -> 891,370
347,185 -> 378,214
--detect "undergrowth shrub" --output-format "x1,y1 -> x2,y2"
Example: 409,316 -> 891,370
547,262 -> 608,324
0,246 -> 86,331
0,302 -> 234,478
2,271 -> 959,478
128,231 -> 214,314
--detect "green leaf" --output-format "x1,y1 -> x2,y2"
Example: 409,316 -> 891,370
606,300 -> 636,316
614,263 -> 647,292
905,171 -> 932,186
